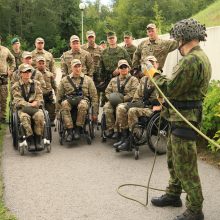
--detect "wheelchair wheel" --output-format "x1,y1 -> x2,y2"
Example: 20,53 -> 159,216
12,112 -> 19,150
19,145 -> 25,156
57,113 -> 65,145
146,112 -> 169,155
100,113 -> 107,142
86,136 -> 92,145
89,121 -> 95,139
43,109 -> 52,142
131,123 -> 148,146
134,150 -> 139,160
8,103 -> 13,134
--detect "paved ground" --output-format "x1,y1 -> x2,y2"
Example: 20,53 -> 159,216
2,127 -> 220,220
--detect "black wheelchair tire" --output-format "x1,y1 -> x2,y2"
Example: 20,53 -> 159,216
146,112 -> 169,155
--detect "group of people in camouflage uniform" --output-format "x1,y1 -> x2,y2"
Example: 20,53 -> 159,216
0,18 -> 211,220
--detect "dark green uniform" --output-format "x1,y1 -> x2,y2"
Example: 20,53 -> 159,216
99,46 -> 131,81
11,49 -> 23,71
122,44 -> 136,61
154,45 -> 211,212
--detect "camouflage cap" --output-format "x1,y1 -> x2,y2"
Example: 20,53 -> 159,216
19,64 -> 32,72
146,55 -> 157,62
11,37 -> 20,45
99,40 -> 106,45
107,31 -> 116,38
86,30 -> 95,37
70,35 -> 80,42
22,51 -> 32,58
146,23 -> 156,30
123,31 -> 132,37
35,37 -> 44,43
71,59 -> 81,67
36,56 -> 45,62
118,59 -> 130,68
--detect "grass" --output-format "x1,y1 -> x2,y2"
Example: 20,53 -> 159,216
193,0 -> 220,27
0,125 -> 16,220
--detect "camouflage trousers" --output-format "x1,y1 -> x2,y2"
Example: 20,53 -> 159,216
45,102 -> 56,122
103,102 -> 117,130
166,121 -> 203,212
0,84 -> 8,120
128,107 -> 153,130
18,109 -> 45,137
116,103 -> 129,130
61,99 -> 89,129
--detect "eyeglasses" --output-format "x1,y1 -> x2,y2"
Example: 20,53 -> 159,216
119,65 -> 128,69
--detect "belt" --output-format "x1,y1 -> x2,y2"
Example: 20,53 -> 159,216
164,100 -> 202,110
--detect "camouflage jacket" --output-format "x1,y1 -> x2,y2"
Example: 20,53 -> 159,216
99,46 -> 131,80
153,46 -> 212,122
11,49 -> 23,71
132,38 -> 177,70
105,73 -> 139,102
12,79 -> 44,109
122,44 -> 137,61
57,73 -> 98,115
81,43 -> 102,77
61,49 -> 94,77
133,76 -> 160,104
11,67 -> 46,90
0,45 -> 16,75
31,49 -> 56,77
39,69 -> 57,95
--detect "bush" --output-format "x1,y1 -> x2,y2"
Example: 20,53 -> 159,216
201,80 -> 220,151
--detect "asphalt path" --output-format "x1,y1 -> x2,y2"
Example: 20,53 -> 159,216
2,128 -> 220,220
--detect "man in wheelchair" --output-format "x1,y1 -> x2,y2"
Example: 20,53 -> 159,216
57,59 -> 98,142
11,64 -> 45,149
103,59 -> 139,139
114,56 -> 162,151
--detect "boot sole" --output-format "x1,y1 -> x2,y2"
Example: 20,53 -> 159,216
151,201 -> 182,207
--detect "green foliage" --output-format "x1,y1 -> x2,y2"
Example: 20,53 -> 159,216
201,81 -> 220,149
50,35 -> 67,58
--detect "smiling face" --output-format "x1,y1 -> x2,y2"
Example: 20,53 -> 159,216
118,64 -> 129,76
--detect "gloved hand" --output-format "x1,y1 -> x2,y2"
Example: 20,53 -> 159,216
142,61 -> 157,78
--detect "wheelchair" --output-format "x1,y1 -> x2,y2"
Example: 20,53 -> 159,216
10,107 -> 52,155
57,105 -> 95,146
129,111 -> 169,159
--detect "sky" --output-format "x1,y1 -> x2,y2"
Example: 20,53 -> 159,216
88,0 -> 112,6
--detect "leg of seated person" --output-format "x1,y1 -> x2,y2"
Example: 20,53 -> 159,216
18,111 -> 33,137
116,103 -> 129,130
76,99 -> 89,127
128,107 -> 153,130
103,102 -> 115,130
32,109 -> 45,136
61,100 -> 73,129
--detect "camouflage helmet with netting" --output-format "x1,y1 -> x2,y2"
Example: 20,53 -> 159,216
170,18 -> 207,42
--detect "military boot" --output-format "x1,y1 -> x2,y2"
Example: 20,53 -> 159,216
118,129 -> 130,151
151,194 -> 182,207
66,129 -> 73,142
73,126 -> 81,140
173,209 -> 204,220
113,131 -> 126,148
35,135 -> 43,149
112,131 -> 119,139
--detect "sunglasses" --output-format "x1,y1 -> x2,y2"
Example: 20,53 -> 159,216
119,65 -> 128,69
37,42 -> 44,44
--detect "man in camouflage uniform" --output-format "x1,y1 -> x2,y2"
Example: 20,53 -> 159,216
0,35 -> 15,123
145,19 -> 211,220
11,64 -> 45,149
122,31 -> 137,61
11,51 -> 46,90
36,56 -> 57,126
57,59 -> 98,142
31,37 -> 56,77
81,30 -> 102,83
61,35 -> 94,78
132,23 -> 177,72
103,59 -> 139,139
114,56 -> 161,151
10,37 -> 23,71
99,31 -> 131,106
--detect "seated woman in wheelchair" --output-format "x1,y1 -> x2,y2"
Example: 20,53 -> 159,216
11,64 -> 45,149
57,59 -> 98,142
114,56 -> 162,151
103,59 -> 139,139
